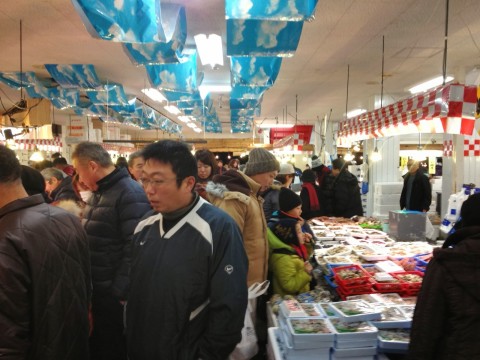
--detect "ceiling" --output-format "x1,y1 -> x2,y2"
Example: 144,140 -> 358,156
0,0 -> 479,140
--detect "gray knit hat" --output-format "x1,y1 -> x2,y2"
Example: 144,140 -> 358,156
244,148 -> 280,176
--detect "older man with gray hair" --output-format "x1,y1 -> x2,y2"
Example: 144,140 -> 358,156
41,167 -> 79,203
72,141 -> 151,360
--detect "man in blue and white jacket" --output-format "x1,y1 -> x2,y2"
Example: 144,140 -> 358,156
126,140 -> 248,360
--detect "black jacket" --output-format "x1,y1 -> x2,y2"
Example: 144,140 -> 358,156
0,195 -> 91,360
299,182 -> 323,220
50,175 -> 79,203
127,197 -> 248,360
322,171 -> 363,218
400,171 -> 432,212
83,167 -> 151,300
408,226 -> 480,359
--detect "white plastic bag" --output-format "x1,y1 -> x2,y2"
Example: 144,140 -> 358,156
426,216 -> 435,240
229,281 -> 270,360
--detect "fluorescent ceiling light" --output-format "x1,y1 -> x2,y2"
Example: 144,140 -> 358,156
408,75 -> 454,94
346,109 -> 367,118
193,127 -> 202,133
187,122 -> 197,128
194,34 -> 224,69
164,105 -> 181,115
141,88 -> 167,103
258,123 -> 294,129
178,115 -> 193,123
198,84 -> 231,99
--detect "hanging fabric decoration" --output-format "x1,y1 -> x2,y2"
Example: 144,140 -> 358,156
123,4 -> 187,65
71,0 -> 160,43
225,0 -> 318,21
230,57 -> 282,87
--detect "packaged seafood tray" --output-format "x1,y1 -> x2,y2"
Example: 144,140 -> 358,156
311,219 -> 326,226
334,338 -> 378,349
328,300 -> 382,323
350,231 -> 368,239
329,317 -> 379,341
391,271 -> 424,290
299,303 -> 325,317
318,302 -> 337,317
345,294 -> 380,304
354,245 -> 388,262
268,325 -> 331,360
322,255 -> 354,266
333,265 -> 372,286
284,318 -> 336,349
331,346 -> 377,358
318,244 -> 353,257
369,305 -> 411,329
279,299 -> 307,318
373,293 -> 405,305
377,328 -> 410,351
362,229 -> 388,239
397,305 -> 415,320
400,297 -> 417,306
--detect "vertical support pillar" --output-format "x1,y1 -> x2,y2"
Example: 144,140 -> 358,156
441,133 -> 464,217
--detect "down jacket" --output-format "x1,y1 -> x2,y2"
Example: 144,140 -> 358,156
400,170 -> 432,212
83,167 -> 150,300
267,229 -> 313,296
322,171 -> 363,218
207,170 -> 269,286
0,195 -> 91,360
50,175 -> 79,203
408,226 -> 480,360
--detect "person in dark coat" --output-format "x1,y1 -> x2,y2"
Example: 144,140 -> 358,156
41,167 -> 80,203
400,160 -> 432,212
322,158 -> 363,218
126,140 -> 248,360
0,145 -> 91,360
20,165 -> 50,203
262,163 -> 296,221
408,193 -> 480,360
72,141 -> 151,360
311,155 -> 331,187
299,169 -> 323,219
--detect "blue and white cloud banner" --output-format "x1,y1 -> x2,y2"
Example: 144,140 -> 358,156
226,0 -> 318,21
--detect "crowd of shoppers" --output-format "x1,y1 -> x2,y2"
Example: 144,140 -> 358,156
1,141 -> 372,359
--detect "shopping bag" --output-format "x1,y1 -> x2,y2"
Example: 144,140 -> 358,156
229,281 -> 270,360
426,216 -> 435,240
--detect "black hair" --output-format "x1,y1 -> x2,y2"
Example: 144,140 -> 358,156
0,145 -> 22,183
195,149 -> 218,178
116,156 -> 128,168
332,158 -> 345,170
142,140 -> 197,187
53,157 -> 68,166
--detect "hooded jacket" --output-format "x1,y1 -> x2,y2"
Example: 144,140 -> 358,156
0,195 -> 91,360
206,170 -> 268,286
408,226 -> 480,360
83,167 -> 151,300
267,214 -> 313,296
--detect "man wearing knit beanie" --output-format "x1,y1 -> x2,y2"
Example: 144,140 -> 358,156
244,148 -> 280,190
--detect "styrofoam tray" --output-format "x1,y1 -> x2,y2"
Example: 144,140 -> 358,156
329,318 -> 379,341
369,306 -> 411,329
284,318 -> 336,349
328,300 -> 382,322
334,339 -> 378,349
280,299 -> 307,318
331,346 -> 377,356
377,329 -> 410,350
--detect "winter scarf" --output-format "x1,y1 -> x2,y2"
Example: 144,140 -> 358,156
301,182 -> 320,211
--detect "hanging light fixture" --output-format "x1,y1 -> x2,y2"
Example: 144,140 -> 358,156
29,127 -> 44,162
371,139 -> 382,162
344,150 -> 354,162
